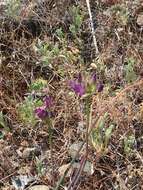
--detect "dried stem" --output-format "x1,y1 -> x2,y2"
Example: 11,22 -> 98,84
86,0 -> 99,54
54,142 -> 85,190
67,156 -> 87,190
67,97 -> 93,190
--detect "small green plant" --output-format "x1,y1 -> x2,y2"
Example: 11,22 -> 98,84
35,157 -> 45,176
124,57 -> 137,83
110,5 -> 129,26
18,79 -> 47,125
18,95 -> 42,126
56,28 -> 65,41
90,113 -> 114,153
55,28 -> 67,48
5,0 -> 21,19
69,6 -> 84,37
35,40 -> 60,65
124,135 -> 135,155
34,37 -> 80,69
30,78 -> 47,92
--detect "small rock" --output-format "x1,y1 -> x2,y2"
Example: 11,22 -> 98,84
58,161 -> 94,177
73,161 -> 94,175
58,163 -> 71,177
22,148 -> 36,159
22,147 -> 41,159
137,14 -> 143,26
12,175 -> 34,190
29,185 -> 50,190
68,141 -> 85,158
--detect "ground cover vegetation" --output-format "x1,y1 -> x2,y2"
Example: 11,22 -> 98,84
0,0 -> 143,190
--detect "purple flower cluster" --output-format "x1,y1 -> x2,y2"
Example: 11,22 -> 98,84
35,95 -> 52,120
35,107 -> 49,119
69,73 -> 104,96
69,80 -> 85,96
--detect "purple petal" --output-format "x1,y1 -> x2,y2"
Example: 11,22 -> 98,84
97,83 -> 104,92
92,73 -> 97,82
69,80 -> 76,89
35,107 -> 48,119
69,80 -> 85,96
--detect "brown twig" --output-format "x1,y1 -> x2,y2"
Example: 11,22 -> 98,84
67,156 -> 87,190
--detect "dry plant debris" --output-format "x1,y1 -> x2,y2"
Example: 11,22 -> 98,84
0,0 -> 143,190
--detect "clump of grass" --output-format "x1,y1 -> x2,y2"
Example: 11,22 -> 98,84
69,5 -> 84,37
123,135 -> 136,155
109,4 -> 129,26
124,57 -> 137,83
5,0 -> 21,19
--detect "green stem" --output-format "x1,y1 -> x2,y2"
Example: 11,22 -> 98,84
85,96 -> 92,155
